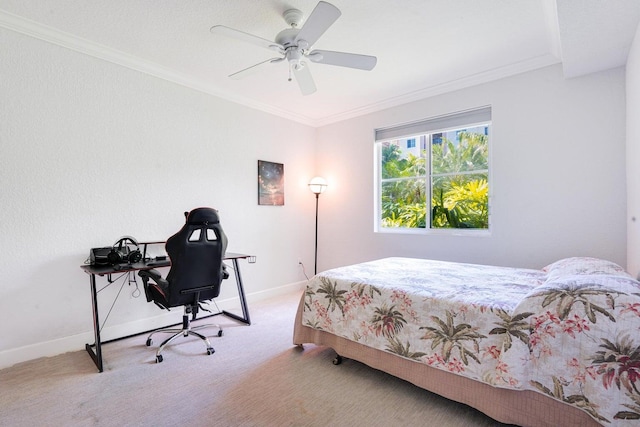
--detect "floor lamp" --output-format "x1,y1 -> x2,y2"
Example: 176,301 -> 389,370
308,177 -> 327,275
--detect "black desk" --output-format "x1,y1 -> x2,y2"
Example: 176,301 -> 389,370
81,251 -> 253,372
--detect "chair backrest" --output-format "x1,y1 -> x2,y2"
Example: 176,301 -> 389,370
164,207 -> 228,307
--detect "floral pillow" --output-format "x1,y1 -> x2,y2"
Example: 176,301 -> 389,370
543,257 -> 631,281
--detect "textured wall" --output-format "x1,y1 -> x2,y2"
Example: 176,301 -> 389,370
315,64 -> 627,272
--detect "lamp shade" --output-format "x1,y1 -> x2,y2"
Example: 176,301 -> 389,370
308,176 -> 328,194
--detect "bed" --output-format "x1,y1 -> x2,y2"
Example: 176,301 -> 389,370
293,257 -> 640,426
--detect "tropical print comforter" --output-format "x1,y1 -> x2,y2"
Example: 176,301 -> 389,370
301,257 -> 640,425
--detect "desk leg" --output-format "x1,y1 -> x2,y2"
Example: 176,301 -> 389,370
85,273 -> 104,372
222,258 -> 251,325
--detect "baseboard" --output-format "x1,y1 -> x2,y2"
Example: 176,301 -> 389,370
0,281 -> 307,370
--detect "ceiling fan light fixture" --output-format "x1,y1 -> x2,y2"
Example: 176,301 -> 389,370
287,49 -> 303,62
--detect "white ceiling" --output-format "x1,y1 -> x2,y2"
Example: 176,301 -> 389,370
1,0 -> 639,127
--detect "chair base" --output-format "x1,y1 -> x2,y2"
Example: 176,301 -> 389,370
146,307 -> 222,363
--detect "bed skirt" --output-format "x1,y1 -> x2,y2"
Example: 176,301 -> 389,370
292,294 -> 598,427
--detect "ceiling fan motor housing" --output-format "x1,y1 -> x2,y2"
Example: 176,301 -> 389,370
275,28 -> 301,49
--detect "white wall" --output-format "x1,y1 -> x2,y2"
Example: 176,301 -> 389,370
316,64 -> 627,271
0,28 -> 316,368
627,22 -> 640,278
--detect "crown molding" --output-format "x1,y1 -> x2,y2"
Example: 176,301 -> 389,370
314,53 -> 561,127
0,10 -> 316,127
0,9 -> 561,129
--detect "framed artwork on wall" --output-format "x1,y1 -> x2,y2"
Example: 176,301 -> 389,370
258,160 -> 284,206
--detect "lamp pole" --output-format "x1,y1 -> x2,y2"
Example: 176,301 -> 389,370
314,192 -> 320,275
308,177 -> 327,276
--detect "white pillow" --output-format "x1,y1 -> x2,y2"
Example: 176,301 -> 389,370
543,257 -> 631,281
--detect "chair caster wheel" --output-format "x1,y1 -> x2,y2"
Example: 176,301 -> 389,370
333,355 -> 343,365
218,330 -> 223,337
146,338 -> 152,347
207,348 -> 215,355
156,355 -> 163,363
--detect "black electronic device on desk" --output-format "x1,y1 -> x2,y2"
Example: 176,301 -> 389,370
88,237 -> 171,271
146,255 -> 168,267
89,236 -> 142,266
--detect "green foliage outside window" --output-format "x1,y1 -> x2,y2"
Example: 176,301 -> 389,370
380,129 -> 489,229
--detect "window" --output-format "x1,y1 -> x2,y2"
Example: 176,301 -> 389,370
375,107 -> 491,233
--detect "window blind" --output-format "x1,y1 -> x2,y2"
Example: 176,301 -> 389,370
375,106 -> 491,141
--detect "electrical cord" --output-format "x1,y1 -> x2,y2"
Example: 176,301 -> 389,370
130,273 -> 141,298
299,261 -> 310,280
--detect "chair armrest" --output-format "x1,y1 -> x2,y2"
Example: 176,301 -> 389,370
139,268 -> 166,285
138,269 -> 169,304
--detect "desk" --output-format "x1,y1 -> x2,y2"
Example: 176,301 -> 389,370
81,251 -> 253,372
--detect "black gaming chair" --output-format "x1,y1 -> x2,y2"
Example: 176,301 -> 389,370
139,207 -> 228,363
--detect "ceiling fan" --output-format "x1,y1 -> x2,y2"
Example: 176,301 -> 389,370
210,1 -> 377,95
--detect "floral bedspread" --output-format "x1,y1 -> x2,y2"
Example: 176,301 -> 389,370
301,257 -> 640,425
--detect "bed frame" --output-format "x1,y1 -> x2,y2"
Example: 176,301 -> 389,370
293,298 -> 599,427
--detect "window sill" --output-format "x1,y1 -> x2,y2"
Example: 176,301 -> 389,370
374,227 -> 491,237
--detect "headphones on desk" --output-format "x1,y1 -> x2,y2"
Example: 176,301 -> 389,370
107,236 -> 142,264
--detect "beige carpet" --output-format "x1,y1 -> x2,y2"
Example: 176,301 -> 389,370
0,291 -> 510,426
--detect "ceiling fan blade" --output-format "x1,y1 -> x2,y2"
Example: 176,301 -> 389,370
229,58 -> 283,80
210,25 -> 283,52
295,1 -> 341,48
293,63 -> 317,95
308,50 -> 377,70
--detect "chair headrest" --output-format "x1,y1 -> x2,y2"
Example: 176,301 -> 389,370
185,207 -> 220,225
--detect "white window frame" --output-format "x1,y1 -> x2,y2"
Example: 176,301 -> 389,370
374,107 -> 492,236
